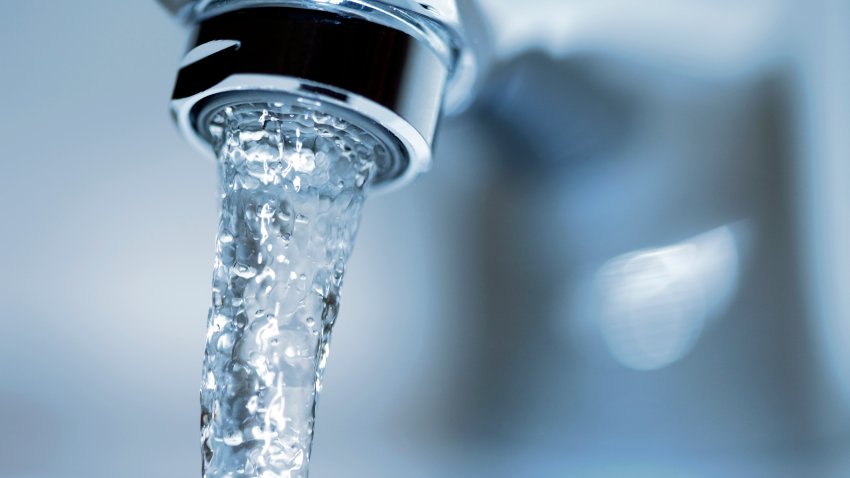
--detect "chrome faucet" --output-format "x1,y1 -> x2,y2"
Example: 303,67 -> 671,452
161,0 -> 483,191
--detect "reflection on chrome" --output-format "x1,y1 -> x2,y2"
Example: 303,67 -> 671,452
594,224 -> 745,371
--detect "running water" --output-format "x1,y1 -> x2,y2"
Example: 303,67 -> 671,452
201,101 -> 386,477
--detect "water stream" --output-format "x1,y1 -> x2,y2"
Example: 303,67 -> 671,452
201,101 -> 386,477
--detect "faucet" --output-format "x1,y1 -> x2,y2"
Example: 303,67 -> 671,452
161,0 -> 482,191
158,2 -> 483,476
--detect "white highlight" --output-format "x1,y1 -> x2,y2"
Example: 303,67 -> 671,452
595,225 -> 743,370
180,40 -> 241,68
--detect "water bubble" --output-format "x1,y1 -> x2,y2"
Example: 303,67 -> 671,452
234,264 -> 257,279
223,432 -> 244,446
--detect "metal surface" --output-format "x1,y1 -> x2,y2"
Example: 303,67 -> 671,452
170,6 -> 450,191
160,0 -> 483,112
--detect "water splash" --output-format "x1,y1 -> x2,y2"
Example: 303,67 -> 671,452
201,101 -> 385,477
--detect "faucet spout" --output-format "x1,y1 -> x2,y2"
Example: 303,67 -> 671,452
164,0 -> 481,191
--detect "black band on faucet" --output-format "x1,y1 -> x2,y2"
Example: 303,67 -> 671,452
172,6 -> 448,144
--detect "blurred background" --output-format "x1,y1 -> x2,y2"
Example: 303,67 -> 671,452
1,1 -> 849,477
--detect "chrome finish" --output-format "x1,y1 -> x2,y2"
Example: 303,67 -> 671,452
170,6 -> 451,191
161,0 -> 480,113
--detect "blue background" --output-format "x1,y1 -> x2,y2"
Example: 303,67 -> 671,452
1,1 -> 849,477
